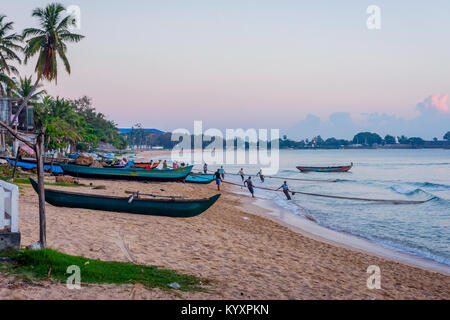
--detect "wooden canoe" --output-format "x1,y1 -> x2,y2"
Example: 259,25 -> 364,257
296,163 -> 353,173
29,178 -> 220,218
59,163 -> 193,181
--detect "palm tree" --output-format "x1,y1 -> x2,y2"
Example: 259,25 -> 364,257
12,75 -> 47,102
0,64 -> 17,96
0,15 -> 22,73
2,3 -> 84,248
11,3 -> 84,123
0,15 -> 22,97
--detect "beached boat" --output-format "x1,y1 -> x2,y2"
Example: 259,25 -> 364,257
29,178 -> 220,218
296,163 -> 353,173
185,174 -> 214,184
6,158 -> 63,173
59,163 -> 193,181
133,160 -> 162,170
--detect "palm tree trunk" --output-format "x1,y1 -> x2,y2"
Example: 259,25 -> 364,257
34,130 -> 47,248
10,76 -> 41,125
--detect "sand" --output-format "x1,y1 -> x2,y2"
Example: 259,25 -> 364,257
1,152 -> 449,300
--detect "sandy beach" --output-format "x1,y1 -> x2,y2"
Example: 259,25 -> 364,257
1,151 -> 449,300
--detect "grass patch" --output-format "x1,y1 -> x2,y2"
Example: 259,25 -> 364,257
0,176 -> 80,188
0,249 -> 207,292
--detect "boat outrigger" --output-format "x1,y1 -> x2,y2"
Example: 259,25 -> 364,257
297,163 -> 353,173
59,163 -> 193,181
29,178 -> 220,218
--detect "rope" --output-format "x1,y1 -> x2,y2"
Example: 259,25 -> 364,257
195,170 -> 337,183
220,180 -> 431,205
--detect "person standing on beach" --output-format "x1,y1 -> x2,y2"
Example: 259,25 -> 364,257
203,163 -> 208,174
220,166 -> 225,180
238,168 -> 245,182
244,176 -> 255,198
256,169 -> 265,183
277,181 -> 292,200
214,169 -> 222,191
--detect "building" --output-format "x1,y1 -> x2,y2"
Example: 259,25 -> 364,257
0,97 -> 35,155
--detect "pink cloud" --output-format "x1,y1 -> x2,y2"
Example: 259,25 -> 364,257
420,94 -> 449,113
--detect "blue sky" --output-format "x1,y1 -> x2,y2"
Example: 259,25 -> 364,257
1,1 -> 449,138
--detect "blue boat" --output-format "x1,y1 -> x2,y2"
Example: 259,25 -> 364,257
185,174 -> 214,184
59,163 -> 193,181
7,159 -> 63,173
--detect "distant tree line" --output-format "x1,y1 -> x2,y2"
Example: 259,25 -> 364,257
123,129 -> 450,150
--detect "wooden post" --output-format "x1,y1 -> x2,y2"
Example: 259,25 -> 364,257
35,131 -> 47,248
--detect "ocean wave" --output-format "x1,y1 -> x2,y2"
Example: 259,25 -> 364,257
414,182 -> 450,191
390,185 -> 422,195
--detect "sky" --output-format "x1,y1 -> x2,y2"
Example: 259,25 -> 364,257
2,0 -> 449,138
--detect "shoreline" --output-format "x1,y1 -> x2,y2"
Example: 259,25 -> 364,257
236,190 -> 450,276
1,152 -> 449,299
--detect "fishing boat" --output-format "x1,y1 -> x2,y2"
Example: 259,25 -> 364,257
296,163 -> 353,173
6,158 -> 63,173
29,178 -> 220,218
59,163 -> 193,181
185,174 -> 214,184
133,160 -> 161,170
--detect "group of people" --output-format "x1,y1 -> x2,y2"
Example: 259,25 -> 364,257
207,164 -> 292,200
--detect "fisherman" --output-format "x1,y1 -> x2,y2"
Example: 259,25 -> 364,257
214,169 -> 222,191
203,163 -> 208,174
119,157 -> 128,166
238,168 -> 245,182
256,169 -> 265,182
163,160 -> 168,169
219,166 -> 225,180
276,181 -> 292,200
244,176 -> 255,198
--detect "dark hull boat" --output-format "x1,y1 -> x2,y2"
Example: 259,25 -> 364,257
297,163 -> 353,173
59,163 -> 193,181
30,178 -> 220,218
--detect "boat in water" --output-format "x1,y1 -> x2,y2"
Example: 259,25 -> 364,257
29,178 -> 220,218
296,163 -> 353,173
59,163 -> 193,181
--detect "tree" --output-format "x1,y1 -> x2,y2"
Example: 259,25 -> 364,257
444,131 -> 450,141
70,96 -> 126,150
11,3 -> 84,124
0,3 -> 84,248
397,135 -> 408,144
0,15 -> 22,96
35,96 -> 85,150
408,137 -> 424,146
12,75 -> 46,102
352,132 -> 382,146
384,134 -> 396,145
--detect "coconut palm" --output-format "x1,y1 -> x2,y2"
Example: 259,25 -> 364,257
0,15 -> 22,97
12,3 -> 84,123
0,15 -> 22,74
12,75 -> 47,102
2,3 -> 84,248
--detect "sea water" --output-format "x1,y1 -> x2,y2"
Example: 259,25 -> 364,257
169,149 -> 450,267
